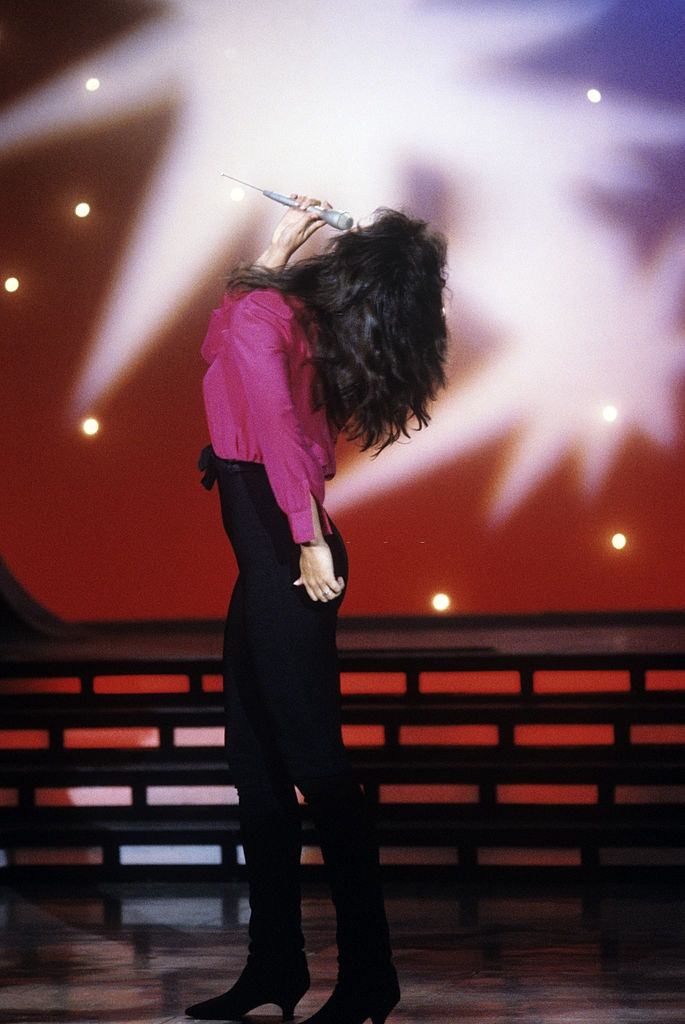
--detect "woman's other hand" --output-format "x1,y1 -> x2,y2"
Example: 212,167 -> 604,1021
256,196 -> 332,270
295,540 -> 345,603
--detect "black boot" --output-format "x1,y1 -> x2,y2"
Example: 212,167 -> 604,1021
299,776 -> 400,1024
239,795 -> 306,957
186,793 -> 309,1020
296,965 -> 400,1024
185,950 -> 310,1020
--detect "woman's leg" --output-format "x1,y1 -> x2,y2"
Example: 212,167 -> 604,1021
223,573 -> 305,960
186,465 -> 310,1019
199,459 -> 397,1022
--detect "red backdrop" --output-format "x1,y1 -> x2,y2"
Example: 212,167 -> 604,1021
2,0 -> 684,622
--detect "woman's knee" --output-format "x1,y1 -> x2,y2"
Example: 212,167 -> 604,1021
295,771 -> 361,808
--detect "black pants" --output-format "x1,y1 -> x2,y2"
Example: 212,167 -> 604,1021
206,449 -> 392,974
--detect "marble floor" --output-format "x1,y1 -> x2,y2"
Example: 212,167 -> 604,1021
0,880 -> 684,1023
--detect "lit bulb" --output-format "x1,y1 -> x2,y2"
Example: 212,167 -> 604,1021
85,78 -> 100,92
587,88 -> 602,103
82,417 -> 100,436
432,592 -> 450,612
74,202 -> 91,218
229,186 -> 245,202
602,405 -> 618,423
611,533 -> 627,551
4,277 -> 19,293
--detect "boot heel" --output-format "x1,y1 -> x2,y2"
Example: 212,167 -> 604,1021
370,990 -> 400,1024
370,1008 -> 395,1024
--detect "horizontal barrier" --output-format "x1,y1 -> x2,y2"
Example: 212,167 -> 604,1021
0,666 -> 683,698
1,654 -> 684,880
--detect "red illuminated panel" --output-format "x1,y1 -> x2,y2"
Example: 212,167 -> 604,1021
419,671 -> 520,694
202,674 -> 224,692
341,672 -> 406,695
94,675 -> 189,694
630,725 -> 685,744
533,671 -> 630,694
379,847 -> 459,865
514,724 -> 614,746
173,727 -> 225,747
0,677 -> 81,694
0,729 -> 50,749
379,784 -> 479,804
0,789 -> 19,807
478,847 -> 581,866
400,725 -> 499,746
615,785 -> 685,804
342,725 -> 385,746
11,847 -> 103,865
645,671 -> 685,691
497,784 -> 598,804
301,847 -> 325,865
63,727 -> 159,749
35,787 -> 132,807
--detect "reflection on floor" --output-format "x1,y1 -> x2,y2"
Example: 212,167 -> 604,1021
1,880 -> 684,1023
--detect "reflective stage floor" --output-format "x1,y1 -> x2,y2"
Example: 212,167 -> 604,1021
1,880 -> 684,1023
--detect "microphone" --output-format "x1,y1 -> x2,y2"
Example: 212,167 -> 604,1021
221,173 -> 354,231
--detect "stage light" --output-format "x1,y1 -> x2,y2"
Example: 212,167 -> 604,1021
82,417 -> 100,436
602,405 -> 618,422
432,593 -> 450,612
4,277 -> 19,293
74,202 -> 91,218
85,78 -> 100,92
587,88 -> 602,103
611,533 -> 627,550
229,187 -> 245,202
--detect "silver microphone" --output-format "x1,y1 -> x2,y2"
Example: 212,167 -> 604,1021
221,173 -> 354,231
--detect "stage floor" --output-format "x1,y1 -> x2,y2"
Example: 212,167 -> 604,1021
1,880 -> 684,1023
2,611 -> 685,665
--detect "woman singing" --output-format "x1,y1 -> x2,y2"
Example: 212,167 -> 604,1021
186,197 -> 448,1024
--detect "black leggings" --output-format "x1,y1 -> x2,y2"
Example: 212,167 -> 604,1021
206,448 -> 391,970
213,453 -> 353,800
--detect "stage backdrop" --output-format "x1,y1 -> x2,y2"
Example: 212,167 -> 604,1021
1,0 -> 684,621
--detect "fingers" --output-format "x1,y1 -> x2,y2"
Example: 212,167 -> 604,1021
291,194 -> 333,218
293,574 -> 346,603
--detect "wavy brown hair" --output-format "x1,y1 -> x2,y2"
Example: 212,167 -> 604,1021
226,209 -> 448,452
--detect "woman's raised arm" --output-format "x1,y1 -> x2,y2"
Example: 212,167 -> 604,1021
255,195 -> 332,270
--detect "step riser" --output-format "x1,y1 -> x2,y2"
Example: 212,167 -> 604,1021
2,655 -> 684,880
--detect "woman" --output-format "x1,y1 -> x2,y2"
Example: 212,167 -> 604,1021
186,197 -> 448,1024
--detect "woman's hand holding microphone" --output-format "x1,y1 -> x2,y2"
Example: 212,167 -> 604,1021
256,195 -> 332,270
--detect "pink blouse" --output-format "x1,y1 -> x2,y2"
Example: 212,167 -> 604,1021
201,288 -> 337,543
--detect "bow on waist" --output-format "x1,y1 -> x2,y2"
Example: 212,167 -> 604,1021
199,445 -> 262,489
198,445 -> 217,490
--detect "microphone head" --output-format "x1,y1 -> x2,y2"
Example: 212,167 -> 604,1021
332,211 -> 354,231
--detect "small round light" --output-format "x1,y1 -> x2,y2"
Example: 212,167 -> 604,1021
611,533 -> 627,551
587,88 -> 602,103
602,405 -> 618,423
85,78 -> 100,92
229,186 -> 245,202
82,417 -> 100,436
432,592 -> 450,612
4,277 -> 19,293
74,202 -> 91,218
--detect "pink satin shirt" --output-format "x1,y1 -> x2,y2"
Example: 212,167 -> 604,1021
201,288 -> 337,543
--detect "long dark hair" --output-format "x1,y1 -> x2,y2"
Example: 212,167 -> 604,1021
226,209 -> 449,452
